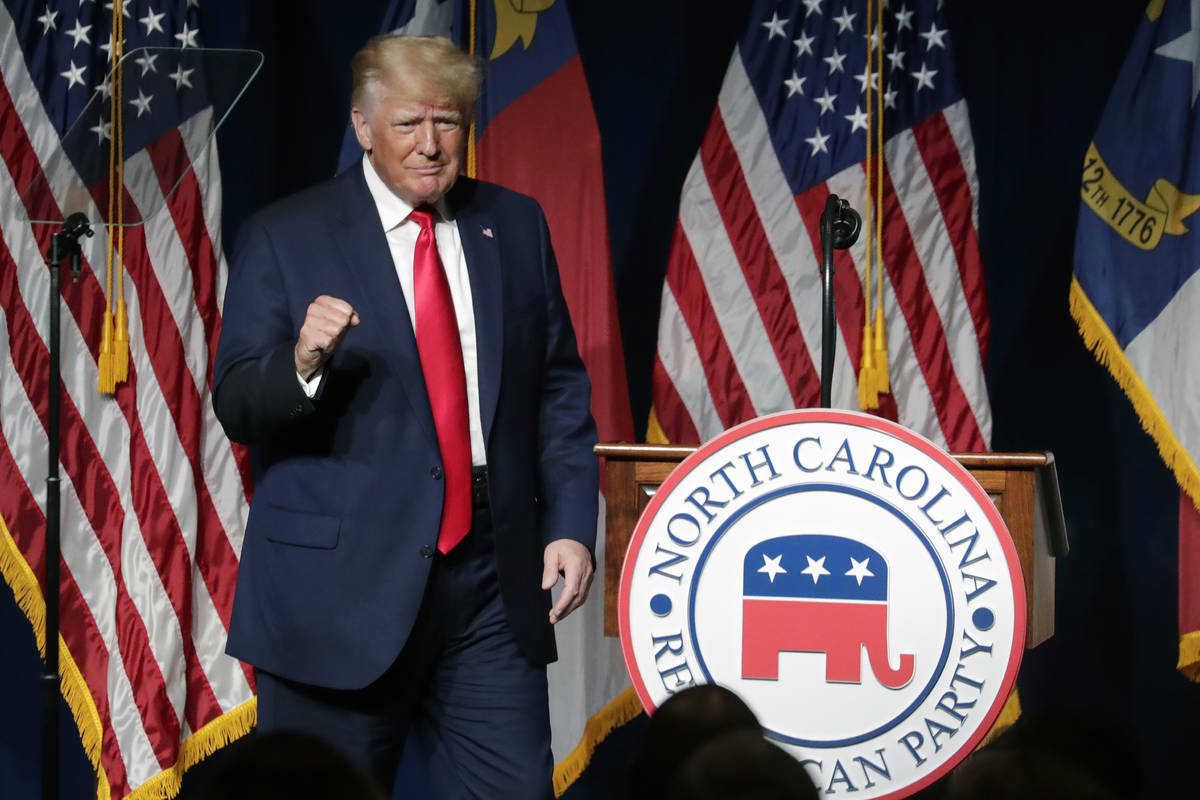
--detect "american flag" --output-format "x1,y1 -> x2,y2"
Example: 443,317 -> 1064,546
652,0 -> 991,453
0,1 -> 255,798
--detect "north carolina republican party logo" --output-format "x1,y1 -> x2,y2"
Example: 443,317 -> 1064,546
619,410 -> 1025,799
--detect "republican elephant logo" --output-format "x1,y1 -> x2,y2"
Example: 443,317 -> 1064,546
741,534 -> 914,689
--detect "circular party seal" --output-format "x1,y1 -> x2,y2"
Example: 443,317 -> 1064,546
619,409 -> 1025,799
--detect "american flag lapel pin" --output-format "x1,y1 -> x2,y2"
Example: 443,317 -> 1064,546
481,225 -> 494,239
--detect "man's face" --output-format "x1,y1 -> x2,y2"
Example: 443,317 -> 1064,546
351,76 -> 466,207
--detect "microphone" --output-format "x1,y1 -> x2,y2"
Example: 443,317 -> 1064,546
824,196 -> 861,249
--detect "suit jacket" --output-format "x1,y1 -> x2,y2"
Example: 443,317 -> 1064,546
212,164 -> 598,690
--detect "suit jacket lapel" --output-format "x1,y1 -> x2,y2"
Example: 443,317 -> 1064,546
450,180 -> 503,448
332,165 -> 439,446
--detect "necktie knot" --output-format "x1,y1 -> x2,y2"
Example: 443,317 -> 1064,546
409,207 -> 436,232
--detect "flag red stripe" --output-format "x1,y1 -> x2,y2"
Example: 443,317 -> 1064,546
146,132 -> 255,499
0,99 -> 188,766
911,113 -> 990,364
0,234 -> 182,768
651,354 -> 701,444
700,116 -> 821,408
118,211 -> 240,634
878,171 -> 986,451
120,376 -> 225,733
0,433 -> 132,796
665,220 -> 756,429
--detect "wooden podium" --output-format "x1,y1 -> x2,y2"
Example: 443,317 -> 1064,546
596,444 -> 1068,648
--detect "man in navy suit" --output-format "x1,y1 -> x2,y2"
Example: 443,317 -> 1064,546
212,34 -> 598,799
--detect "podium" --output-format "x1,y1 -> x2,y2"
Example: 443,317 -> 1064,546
596,444 -> 1068,648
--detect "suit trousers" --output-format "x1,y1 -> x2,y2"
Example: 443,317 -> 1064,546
255,506 -> 554,799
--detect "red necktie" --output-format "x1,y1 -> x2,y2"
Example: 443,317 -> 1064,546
410,208 -> 471,554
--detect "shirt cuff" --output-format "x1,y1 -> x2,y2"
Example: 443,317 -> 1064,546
296,369 -> 323,398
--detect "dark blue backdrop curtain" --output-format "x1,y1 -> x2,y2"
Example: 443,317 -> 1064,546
2,0 -> 1197,796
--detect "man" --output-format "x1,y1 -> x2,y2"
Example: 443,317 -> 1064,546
212,34 -> 598,799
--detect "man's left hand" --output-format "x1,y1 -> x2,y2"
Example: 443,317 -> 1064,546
542,539 -> 594,624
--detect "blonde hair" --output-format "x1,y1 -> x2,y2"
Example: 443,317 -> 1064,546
351,35 -> 482,120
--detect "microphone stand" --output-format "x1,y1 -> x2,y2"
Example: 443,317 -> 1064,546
42,212 -> 92,800
818,195 -> 862,408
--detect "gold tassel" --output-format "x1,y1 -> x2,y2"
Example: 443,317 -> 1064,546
113,298 -> 129,382
97,310 -> 115,394
872,306 -> 889,394
858,323 -> 879,410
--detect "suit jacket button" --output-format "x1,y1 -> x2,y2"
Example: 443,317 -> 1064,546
430,466 -> 443,480
420,545 -> 434,558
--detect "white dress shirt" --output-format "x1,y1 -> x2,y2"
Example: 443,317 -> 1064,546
300,156 -> 486,467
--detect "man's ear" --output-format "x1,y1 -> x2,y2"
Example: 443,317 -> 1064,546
351,107 -> 372,153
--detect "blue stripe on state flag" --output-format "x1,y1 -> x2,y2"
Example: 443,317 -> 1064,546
744,534 -> 888,601
740,0 -> 962,196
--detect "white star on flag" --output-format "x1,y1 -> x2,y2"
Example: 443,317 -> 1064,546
130,88 -> 153,117
66,19 -> 91,48
89,119 -> 112,143
785,71 -> 806,97
833,9 -> 856,33
845,557 -> 875,585
802,0 -> 822,18
1155,0 -> 1200,106
60,61 -> 87,89
824,49 -> 847,74
805,126 -> 830,154
175,22 -> 199,48
802,555 -> 831,583
134,51 -> 158,77
912,62 -> 938,90
813,87 -> 837,115
140,8 -> 166,35
920,22 -> 948,50
793,31 -> 816,57
758,553 -> 788,583
845,104 -> 869,132
762,12 -> 789,39
895,3 -> 915,31
37,8 -> 58,33
169,65 -> 195,90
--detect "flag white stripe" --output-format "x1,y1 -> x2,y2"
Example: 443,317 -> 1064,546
886,129 -> 991,442
0,300 -> 162,785
678,155 -> 792,417
718,50 -> 857,407
656,284 -> 725,441
125,145 -> 247,563
822,163 -> 947,446
1126,266 -> 1200,460
942,100 -> 981,233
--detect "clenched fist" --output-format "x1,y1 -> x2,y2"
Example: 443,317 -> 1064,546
294,295 -> 360,379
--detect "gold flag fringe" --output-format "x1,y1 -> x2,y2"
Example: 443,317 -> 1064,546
1069,276 -> 1200,680
2,513 -> 258,799
552,686 -> 644,797
1068,278 -> 1200,510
